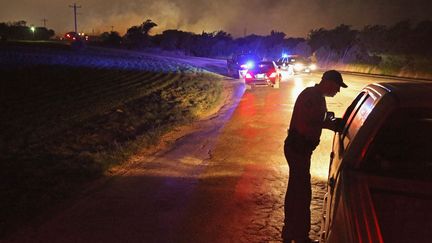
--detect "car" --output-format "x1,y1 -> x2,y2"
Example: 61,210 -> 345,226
64,31 -> 89,41
275,54 -> 296,71
227,53 -> 262,78
320,82 -> 432,243
64,31 -> 80,41
244,61 -> 281,89
276,54 -> 317,74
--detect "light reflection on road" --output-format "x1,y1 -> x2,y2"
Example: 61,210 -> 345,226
230,71 -> 383,180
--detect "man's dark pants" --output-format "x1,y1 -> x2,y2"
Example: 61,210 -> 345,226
282,140 -> 312,242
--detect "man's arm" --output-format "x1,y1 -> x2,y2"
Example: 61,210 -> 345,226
303,94 -> 329,140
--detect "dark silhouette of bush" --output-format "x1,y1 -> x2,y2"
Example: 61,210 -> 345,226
124,19 -> 157,49
0,21 -> 55,40
100,31 -> 122,46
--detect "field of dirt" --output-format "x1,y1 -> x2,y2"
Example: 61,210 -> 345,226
0,42 -> 226,237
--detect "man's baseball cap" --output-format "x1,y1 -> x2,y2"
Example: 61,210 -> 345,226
321,70 -> 348,88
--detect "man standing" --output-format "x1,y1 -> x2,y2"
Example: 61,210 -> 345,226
282,70 -> 347,243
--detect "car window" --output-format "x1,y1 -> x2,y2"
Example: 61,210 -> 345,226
251,62 -> 274,72
348,96 -> 374,136
362,108 -> 432,180
341,92 -> 369,148
237,55 -> 260,63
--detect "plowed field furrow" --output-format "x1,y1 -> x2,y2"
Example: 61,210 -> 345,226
57,72 -> 172,105
4,71 -> 156,108
4,72 -> 181,123
69,71 -> 180,104
1,52 -> 177,74
3,69 -> 149,103
3,72 -> 185,144
1,68 -> 116,104
0,46 -> 209,141
1,51 -> 195,75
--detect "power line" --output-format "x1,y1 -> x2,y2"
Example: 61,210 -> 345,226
69,3 -> 82,33
41,18 -> 48,28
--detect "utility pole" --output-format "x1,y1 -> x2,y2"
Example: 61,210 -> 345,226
41,18 -> 48,28
111,26 -> 114,32
69,3 -> 81,33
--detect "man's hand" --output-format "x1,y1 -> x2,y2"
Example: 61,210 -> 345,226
334,118 -> 344,133
323,112 -> 344,132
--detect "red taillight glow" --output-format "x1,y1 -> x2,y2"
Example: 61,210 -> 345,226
245,73 -> 253,79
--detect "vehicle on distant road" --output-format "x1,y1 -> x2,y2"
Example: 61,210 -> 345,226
244,61 -> 281,89
276,54 -> 317,74
320,82 -> 432,243
64,31 -> 80,41
227,53 -> 262,78
64,31 -> 89,41
64,31 -> 88,50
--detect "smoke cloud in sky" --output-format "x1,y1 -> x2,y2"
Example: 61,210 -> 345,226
1,0 -> 431,37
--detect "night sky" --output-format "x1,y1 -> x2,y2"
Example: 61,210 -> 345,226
1,0 -> 432,37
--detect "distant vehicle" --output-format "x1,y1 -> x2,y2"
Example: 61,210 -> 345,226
320,82 -> 432,243
64,31 -> 89,41
276,54 -> 317,74
244,61 -> 281,89
227,53 -> 262,78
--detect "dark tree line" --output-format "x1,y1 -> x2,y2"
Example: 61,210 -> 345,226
98,20 -> 305,59
97,19 -> 432,63
308,20 -> 432,64
0,21 -> 55,41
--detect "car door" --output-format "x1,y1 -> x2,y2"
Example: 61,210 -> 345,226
324,89 -> 389,243
358,107 -> 432,243
321,92 -> 369,242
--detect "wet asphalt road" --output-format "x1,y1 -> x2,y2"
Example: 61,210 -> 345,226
8,71 -> 408,243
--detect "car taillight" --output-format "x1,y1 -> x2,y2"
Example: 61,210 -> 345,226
269,72 -> 277,78
245,73 -> 253,79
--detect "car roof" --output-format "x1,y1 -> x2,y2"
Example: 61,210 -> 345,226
364,82 -> 432,108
